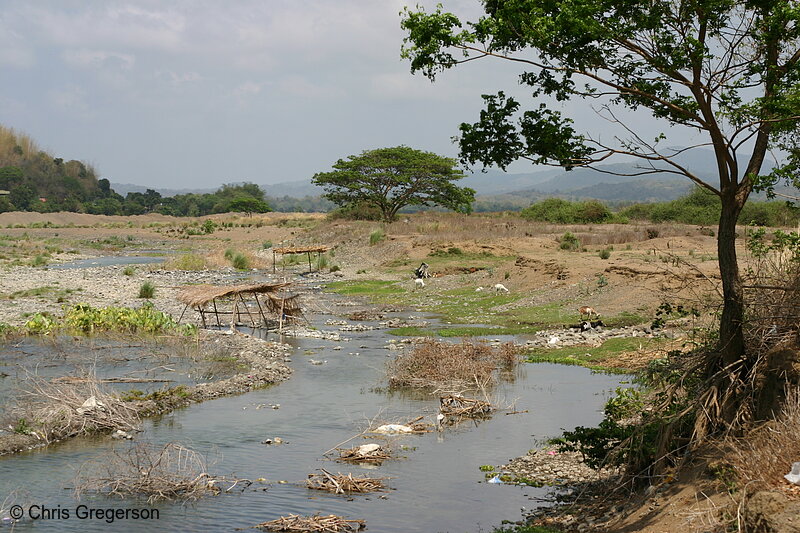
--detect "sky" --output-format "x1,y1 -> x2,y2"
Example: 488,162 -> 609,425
0,1 -> 673,190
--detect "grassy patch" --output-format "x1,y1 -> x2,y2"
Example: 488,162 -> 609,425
166,253 -> 209,271
326,280 -> 405,298
525,336 -> 668,371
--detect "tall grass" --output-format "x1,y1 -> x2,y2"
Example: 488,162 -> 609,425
231,252 -> 250,270
138,281 -> 156,299
369,228 -> 386,246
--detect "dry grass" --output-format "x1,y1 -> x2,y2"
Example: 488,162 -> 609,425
255,513 -> 366,532
306,469 -> 388,494
337,443 -> 393,464
75,442 -> 250,503
387,339 -> 517,389
13,373 -> 140,442
728,390 -> 800,494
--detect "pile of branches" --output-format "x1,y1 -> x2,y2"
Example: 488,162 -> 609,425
306,469 -> 387,494
337,443 -> 392,464
439,394 -> 494,425
15,373 -> 139,442
387,339 -> 517,389
255,513 -> 366,532
75,442 -> 250,503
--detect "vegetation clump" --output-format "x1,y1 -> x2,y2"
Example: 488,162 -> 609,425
24,303 -> 194,335
521,198 -> 615,224
138,281 -> 156,299
387,339 -> 517,389
559,232 -> 580,251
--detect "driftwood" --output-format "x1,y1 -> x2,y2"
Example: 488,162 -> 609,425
306,469 -> 387,494
255,513 -> 365,532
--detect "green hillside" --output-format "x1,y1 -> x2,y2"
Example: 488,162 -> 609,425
0,126 -> 105,212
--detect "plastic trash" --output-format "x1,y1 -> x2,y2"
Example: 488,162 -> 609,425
76,395 -> 106,415
374,424 -> 413,434
357,443 -> 382,456
785,462 -> 800,484
487,475 -> 503,484
548,336 -> 560,345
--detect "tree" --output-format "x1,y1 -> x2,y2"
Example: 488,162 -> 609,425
226,196 -> 271,216
312,146 -> 475,222
402,1 -> 800,428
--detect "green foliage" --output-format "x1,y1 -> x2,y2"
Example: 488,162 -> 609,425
231,252 -> 250,270
559,232 -> 580,251
14,418 -> 32,435
621,187 -> 800,227
369,228 -> 386,246
599,248 -> 611,260
227,196 -> 271,216
24,303 -> 195,336
201,219 -> 218,234
122,266 -> 136,276
223,248 -> 235,260
262,240 -> 273,249
328,201 -> 384,221
521,198 -> 614,224
329,264 -> 340,272
479,465 -> 495,472
312,146 -> 475,222
429,246 -> 464,257
138,281 -> 156,299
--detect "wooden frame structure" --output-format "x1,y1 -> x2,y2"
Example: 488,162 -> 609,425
272,245 -> 330,273
176,282 -> 303,332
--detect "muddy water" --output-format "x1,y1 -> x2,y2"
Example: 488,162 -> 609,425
0,296 -> 624,532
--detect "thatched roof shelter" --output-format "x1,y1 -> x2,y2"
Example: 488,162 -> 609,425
272,245 -> 330,273
176,282 -> 302,332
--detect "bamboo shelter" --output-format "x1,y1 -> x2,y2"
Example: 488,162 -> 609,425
272,245 -> 330,273
176,282 -> 303,332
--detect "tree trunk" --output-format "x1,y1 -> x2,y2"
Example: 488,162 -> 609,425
717,194 -> 746,366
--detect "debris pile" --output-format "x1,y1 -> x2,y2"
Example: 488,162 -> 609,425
255,513 -> 366,532
306,469 -> 387,494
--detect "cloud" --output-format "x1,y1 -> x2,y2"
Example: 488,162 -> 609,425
48,85 -> 92,116
63,49 -> 135,70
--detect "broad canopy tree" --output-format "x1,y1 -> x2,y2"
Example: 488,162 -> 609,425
312,146 -> 475,222
402,0 -> 800,427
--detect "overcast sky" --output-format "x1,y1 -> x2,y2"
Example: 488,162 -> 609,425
1,1 -> 673,190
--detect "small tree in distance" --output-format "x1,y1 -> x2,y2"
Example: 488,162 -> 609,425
312,146 -> 475,222
227,197 -> 271,217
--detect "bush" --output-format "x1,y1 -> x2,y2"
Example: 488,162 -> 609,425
521,198 -> 613,224
201,219 -> 217,234
330,265 -> 340,272
231,252 -> 250,270
138,281 -> 156,299
559,232 -> 581,251
223,248 -> 235,260
328,201 -> 384,221
262,240 -> 272,249
31,254 -> 48,267
369,228 -> 386,246
123,266 -> 135,276
599,248 -> 611,260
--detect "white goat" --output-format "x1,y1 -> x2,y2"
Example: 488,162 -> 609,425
414,278 -> 425,290
494,283 -> 509,293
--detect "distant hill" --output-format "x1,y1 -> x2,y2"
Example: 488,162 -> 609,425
0,125 -> 105,212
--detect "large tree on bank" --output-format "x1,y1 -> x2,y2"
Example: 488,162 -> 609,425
402,1 -> 800,428
312,146 -> 475,222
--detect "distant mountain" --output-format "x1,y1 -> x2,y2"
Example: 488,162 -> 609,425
111,182 -> 216,197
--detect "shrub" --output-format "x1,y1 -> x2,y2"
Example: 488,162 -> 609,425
559,232 -> 581,251
201,219 -> 217,234
31,254 -> 48,267
599,248 -> 611,260
223,248 -> 234,260
122,266 -> 135,276
521,198 -> 613,224
231,252 -> 250,270
316,254 -> 330,270
262,240 -> 273,249
330,265 -> 341,273
369,228 -> 386,246
138,281 -> 156,299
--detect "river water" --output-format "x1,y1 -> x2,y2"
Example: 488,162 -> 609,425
0,286 -> 624,532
